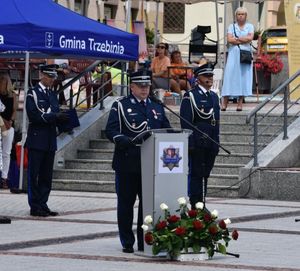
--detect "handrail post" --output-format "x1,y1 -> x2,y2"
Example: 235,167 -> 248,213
121,62 -> 126,96
253,113 -> 258,167
99,62 -> 104,110
283,86 -> 288,140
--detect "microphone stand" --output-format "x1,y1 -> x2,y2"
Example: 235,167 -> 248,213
149,95 -> 231,155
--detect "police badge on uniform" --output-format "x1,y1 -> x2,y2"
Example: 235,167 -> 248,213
160,145 -> 182,171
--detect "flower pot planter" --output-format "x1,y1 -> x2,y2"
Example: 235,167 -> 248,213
167,248 -> 208,261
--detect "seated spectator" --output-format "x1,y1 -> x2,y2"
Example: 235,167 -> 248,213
150,43 -> 181,94
170,50 -> 192,91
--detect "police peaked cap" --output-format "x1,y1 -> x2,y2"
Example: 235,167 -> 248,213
194,62 -> 215,77
39,64 -> 59,78
129,70 -> 152,86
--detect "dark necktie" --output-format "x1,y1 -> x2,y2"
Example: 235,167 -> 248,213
140,100 -> 146,107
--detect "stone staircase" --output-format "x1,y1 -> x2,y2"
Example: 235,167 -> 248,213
52,111 -> 287,198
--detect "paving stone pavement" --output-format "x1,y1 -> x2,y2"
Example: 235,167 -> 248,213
1,190 -> 300,271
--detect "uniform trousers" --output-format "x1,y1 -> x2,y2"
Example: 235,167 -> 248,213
27,149 -> 55,212
188,148 -> 216,207
115,171 -> 143,251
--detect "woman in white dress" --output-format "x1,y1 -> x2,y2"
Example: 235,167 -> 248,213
221,7 -> 254,111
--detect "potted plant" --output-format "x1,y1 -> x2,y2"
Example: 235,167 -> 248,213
255,53 -> 284,77
142,197 -> 239,260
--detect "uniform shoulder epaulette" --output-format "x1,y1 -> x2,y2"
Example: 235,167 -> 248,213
116,96 -> 126,102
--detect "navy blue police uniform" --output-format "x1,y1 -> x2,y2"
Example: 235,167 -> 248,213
105,70 -> 171,252
180,63 -> 220,207
25,65 -> 68,217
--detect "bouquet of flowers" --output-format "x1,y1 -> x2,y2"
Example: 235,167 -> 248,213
255,53 -> 284,76
142,197 -> 239,260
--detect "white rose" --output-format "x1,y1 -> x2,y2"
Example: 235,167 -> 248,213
160,203 -> 168,210
211,210 -> 219,218
195,202 -> 204,210
141,224 -> 149,231
144,215 -> 153,224
177,197 -> 187,205
224,218 -> 231,225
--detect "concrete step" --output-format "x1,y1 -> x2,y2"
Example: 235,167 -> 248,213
215,152 -> 252,164
219,132 -> 273,143
211,163 -> 244,175
207,184 -> 240,198
65,159 -> 112,170
52,179 -> 115,192
221,142 -> 266,154
53,168 -> 115,182
77,149 -> 113,159
90,139 -> 114,149
84,140 -> 263,154
170,121 -> 283,134
209,174 -> 239,186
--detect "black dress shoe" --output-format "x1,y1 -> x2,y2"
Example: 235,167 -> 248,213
30,209 -> 49,217
122,247 -> 134,253
0,217 -> 11,224
44,208 -> 59,216
47,210 -> 59,216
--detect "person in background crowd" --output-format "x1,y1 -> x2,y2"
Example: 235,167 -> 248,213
0,73 -> 18,189
170,50 -> 192,91
105,70 -> 171,253
25,65 -> 69,217
150,42 -> 181,94
180,62 -> 220,209
221,6 -> 254,111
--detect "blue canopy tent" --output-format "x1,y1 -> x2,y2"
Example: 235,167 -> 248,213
0,0 -> 139,190
0,0 -> 138,60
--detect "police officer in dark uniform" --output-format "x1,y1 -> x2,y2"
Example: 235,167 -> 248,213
105,70 -> 171,253
25,64 -> 69,217
180,63 -> 220,209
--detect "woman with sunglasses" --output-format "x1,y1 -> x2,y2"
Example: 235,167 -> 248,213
150,43 -> 181,94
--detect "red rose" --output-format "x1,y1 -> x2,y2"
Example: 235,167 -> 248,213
144,232 -> 154,245
204,213 -> 212,222
193,220 -> 204,231
188,209 -> 197,218
175,226 -> 186,236
218,220 -> 227,229
156,220 -> 167,231
208,225 -> 218,235
167,215 -> 180,224
232,229 -> 239,240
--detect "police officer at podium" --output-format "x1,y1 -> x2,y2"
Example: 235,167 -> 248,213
105,70 -> 171,253
25,64 -> 69,217
180,62 -> 220,209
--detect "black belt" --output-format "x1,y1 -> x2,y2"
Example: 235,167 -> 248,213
194,119 -> 219,126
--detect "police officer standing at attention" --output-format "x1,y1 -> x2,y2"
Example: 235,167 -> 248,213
105,70 -> 171,253
26,64 -> 69,217
180,62 -> 220,209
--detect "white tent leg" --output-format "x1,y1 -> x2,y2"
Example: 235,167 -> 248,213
19,51 -> 29,190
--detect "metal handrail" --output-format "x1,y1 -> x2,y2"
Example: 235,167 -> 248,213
246,69 -> 300,166
57,60 -> 127,111
246,69 -> 300,124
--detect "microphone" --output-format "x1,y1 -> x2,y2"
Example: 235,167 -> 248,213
205,81 -> 210,84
